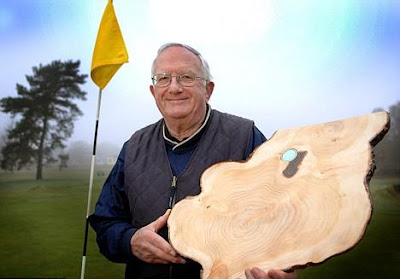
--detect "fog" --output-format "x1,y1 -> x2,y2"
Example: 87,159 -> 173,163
1,0 -> 399,153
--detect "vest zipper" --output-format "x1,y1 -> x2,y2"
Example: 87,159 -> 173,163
168,175 -> 177,209
168,176 -> 177,278
168,176 -> 177,279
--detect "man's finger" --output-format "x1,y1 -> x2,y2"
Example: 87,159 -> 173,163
148,242 -> 186,264
131,231 -> 185,264
149,230 -> 178,256
152,209 -> 171,232
252,267 -> 269,278
245,269 -> 256,279
268,269 -> 297,279
144,227 -> 185,263
152,235 -> 186,263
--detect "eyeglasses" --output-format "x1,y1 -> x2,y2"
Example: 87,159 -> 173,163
151,73 -> 207,87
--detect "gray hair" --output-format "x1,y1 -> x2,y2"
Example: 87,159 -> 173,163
151,43 -> 213,81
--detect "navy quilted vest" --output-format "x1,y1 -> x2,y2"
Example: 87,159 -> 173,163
124,109 -> 253,229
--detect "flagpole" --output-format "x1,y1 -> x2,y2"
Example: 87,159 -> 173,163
80,88 -> 103,279
83,0 -> 128,275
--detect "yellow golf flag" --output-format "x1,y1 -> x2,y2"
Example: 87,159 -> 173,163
91,0 -> 129,89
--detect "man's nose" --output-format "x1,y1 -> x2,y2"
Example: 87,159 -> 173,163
169,77 -> 183,92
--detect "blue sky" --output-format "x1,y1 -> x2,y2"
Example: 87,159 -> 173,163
1,0 -> 399,148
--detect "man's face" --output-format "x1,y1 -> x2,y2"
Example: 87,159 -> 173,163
150,46 -> 214,123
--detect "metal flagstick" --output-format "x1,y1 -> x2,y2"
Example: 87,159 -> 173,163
80,88 -> 103,279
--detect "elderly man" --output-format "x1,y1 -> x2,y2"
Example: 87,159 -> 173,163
89,43 -> 297,279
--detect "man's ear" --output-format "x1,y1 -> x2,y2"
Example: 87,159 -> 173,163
205,81 -> 214,100
150,85 -> 155,97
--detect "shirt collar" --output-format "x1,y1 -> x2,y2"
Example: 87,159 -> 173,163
163,104 -> 211,151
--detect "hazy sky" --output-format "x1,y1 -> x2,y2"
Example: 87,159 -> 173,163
1,0 -> 399,150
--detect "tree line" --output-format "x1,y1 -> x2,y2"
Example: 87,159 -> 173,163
373,101 -> 400,177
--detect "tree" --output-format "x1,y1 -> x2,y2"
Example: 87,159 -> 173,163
373,101 -> 400,177
0,60 -> 87,179
58,153 -> 69,171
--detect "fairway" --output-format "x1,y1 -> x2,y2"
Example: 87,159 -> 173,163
0,167 -> 125,279
0,167 -> 399,279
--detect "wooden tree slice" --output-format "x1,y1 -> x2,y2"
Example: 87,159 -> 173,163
168,111 -> 390,279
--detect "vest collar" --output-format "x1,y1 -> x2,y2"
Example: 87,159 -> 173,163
163,104 -> 211,151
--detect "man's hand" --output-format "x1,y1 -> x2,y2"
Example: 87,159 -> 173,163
130,209 -> 186,264
244,268 -> 297,279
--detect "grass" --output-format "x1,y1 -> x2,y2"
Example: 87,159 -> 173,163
0,168 -> 399,278
297,177 -> 400,279
0,167 -> 125,279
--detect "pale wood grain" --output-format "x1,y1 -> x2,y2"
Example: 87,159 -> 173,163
168,111 -> 390,279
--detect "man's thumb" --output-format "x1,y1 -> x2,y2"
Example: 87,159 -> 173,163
152,209 -> 171,232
